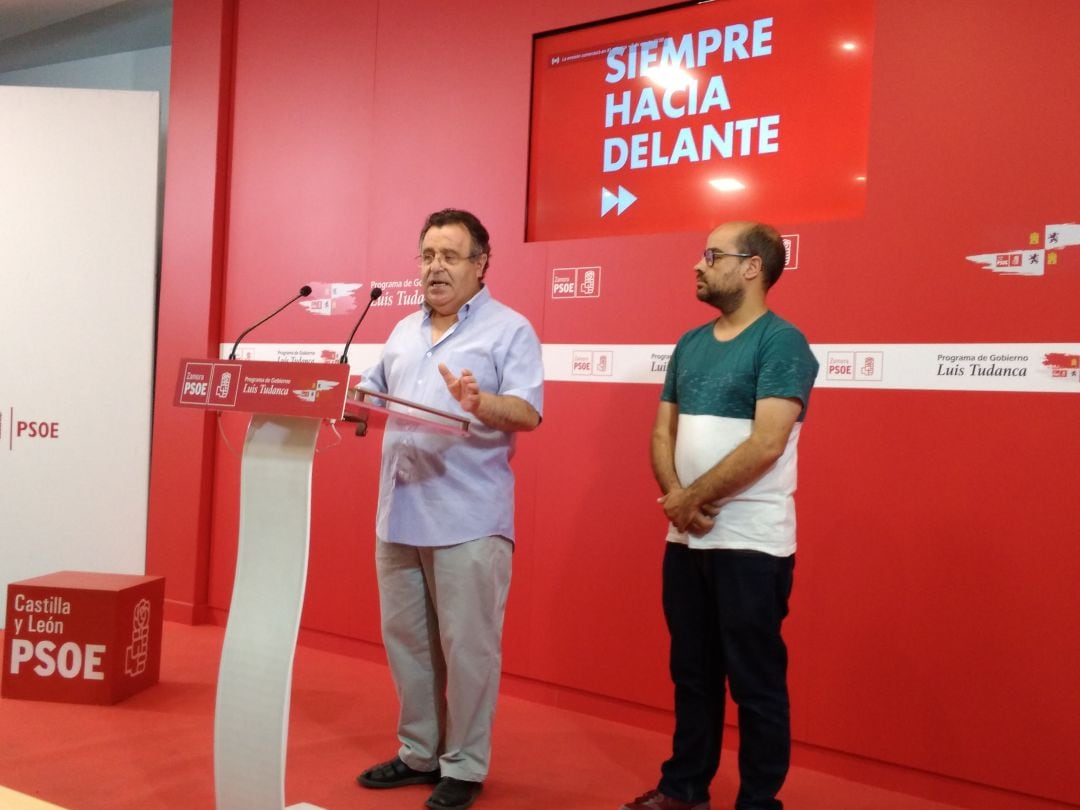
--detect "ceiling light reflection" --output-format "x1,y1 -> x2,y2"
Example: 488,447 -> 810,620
642,64 -> 694,90
709,178 -> 746,192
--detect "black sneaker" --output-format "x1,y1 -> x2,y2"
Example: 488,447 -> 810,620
357,755 -> 440,789
425,776 -> 483,810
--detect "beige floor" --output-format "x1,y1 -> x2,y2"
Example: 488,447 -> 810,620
0,786 -> 68,809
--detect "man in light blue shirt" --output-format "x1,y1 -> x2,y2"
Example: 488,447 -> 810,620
357,209 -> 543,810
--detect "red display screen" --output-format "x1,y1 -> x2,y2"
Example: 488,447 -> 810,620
527,0 -> 875,241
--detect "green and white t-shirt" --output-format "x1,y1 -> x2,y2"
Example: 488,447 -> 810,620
661,311 -> 819,555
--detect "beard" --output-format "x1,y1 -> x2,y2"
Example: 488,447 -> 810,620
697,282 -> 745,314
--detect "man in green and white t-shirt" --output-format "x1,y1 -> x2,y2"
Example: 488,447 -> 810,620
622,222 -> 818,810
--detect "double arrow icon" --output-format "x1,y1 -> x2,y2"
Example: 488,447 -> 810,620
601,185 -> 637,217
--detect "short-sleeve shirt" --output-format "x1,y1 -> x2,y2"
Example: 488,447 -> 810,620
362,286 -> 544,547
661,310 -> 818,555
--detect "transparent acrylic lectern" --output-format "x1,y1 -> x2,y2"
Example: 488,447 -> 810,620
174,358 -> 466,810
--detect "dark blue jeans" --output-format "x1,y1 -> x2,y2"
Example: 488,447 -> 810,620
658,544 -> 795,810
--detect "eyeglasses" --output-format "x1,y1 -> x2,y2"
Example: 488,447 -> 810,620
417,250 -> 483,269
702,248 -> 753,267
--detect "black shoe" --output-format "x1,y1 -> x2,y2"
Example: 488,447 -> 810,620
425,776 -> 483,810
357,756 -> 440,789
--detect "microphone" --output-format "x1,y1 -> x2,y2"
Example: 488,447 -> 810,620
227,285 -> 312,359
339,287 -> 383,365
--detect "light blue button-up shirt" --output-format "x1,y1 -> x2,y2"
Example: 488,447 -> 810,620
361,286 -> 544,546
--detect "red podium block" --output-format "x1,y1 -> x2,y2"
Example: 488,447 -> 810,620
2,571 -> 164,705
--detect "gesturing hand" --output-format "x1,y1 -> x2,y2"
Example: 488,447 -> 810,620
438,363 -> 481,414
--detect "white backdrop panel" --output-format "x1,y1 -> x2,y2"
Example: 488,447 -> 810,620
0,86 -> 159,628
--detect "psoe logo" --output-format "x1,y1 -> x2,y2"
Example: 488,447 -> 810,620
552,266 -> 602,299
552,269 -> 576,299
208,363 -> 242,407
571,350 -> 613,376
579,267 -> 600,296
826,351 -> 883,382
826,352 -> 854,381
781,234 -> 799,270
855,352 -> 884,381
125,598 -> 151,678
1,409 -> 62,450
215,371 -> 232,400
179,362 -> 213,404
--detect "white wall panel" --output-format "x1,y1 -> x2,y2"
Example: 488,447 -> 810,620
0,85 -> 159,627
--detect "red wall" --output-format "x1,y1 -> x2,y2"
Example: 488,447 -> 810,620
149,1 -> 1080,805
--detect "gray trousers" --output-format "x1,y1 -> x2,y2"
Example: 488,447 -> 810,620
375,535 -> 512,782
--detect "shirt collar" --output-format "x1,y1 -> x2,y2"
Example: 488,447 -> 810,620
420,284 -> 490,323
